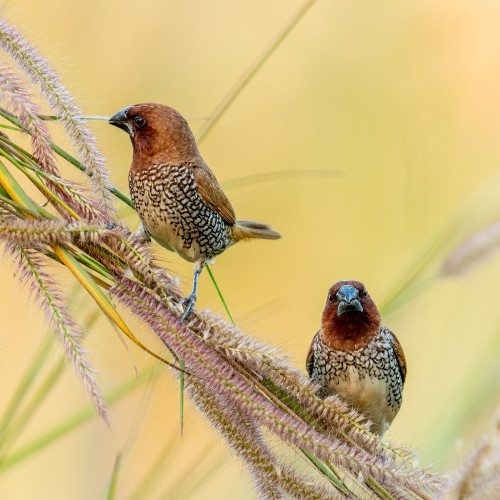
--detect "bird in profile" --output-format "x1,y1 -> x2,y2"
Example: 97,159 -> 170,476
109,103 -> 281,320
306,280 -> 406,436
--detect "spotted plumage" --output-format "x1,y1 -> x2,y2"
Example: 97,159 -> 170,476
109,103 -> 281,320
306,280 -> 406,436
129,163 -> 230,262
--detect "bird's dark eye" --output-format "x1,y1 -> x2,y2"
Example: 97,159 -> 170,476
328,293 -> 334,303
362,288 -> 367,297
133,116 -> 147,128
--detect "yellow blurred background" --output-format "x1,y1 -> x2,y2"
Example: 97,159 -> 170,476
2,0 -> 500,498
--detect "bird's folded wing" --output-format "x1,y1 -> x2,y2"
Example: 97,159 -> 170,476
305,332 -> 318,378
388,330 -> 407,384
193,165 -> 236,225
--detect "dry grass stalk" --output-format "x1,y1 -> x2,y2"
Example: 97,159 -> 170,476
441,220 -> 500,276
445,412 -> 500,499
0,19 -> 115,217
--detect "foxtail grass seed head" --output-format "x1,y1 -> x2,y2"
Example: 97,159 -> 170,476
0,19 -> 115,218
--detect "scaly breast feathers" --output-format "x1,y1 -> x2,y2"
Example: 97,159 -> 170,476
129,164 -> 230,262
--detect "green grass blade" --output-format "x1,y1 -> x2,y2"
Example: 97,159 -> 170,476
0,365 -> 160,473
106,454 -> 122,500
0,360 -> 66,454
0,106 -> 134,209
365,477 -> 396,500
0,336 -> 53,445
0,147 -> 80,219
0,159 -> 39,214
0,308 -> 101,454
301,449 -> 351,495
205,264 -> 234,324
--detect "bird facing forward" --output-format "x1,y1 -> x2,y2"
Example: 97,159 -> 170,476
109,103 -> 281,320
306,280 -> 406,436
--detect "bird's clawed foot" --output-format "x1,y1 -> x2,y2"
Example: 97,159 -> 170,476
180,293 -> 197,323
136,223 -> 151,243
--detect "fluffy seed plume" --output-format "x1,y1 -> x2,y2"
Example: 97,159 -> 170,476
6,245 -> 108,422
441,220 -> 500,276
0,19 -> 115,218
446,411 -> 500,499
112,277 -> 443,497
0,63 -> 109,221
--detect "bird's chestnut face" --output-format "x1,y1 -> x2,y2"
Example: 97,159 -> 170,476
109,105 -> 153,139
321,281 -> 380,341
326,281 -> 368,316
321,280 -> 381,342
109,103 -> 201,165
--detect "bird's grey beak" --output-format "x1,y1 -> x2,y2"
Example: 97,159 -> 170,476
109,106 -> 134,137
336,285 -> 363,315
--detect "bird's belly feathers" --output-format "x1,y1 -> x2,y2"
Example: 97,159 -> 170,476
129,165 -> 230,262
312,329 -> 403,435
327,366 -> 396,435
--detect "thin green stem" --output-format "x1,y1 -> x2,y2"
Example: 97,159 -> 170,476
0,106 -> 134,209
301,449 -> 351,495
0,147 -> 79,218
0,336 -> 53,445
0,365 -> 160,473
196,0 -> 318,144
0,123 -> 22,132
365,477 -> 396,500
0,360 -> 66,454
74,251 -> 114,281
205,264 -> 233,324
106,454 -> 122,500
0,192 -> 39,218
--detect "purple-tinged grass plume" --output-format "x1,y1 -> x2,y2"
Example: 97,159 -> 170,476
6,245 -> 108,422
0,19 -> 115,218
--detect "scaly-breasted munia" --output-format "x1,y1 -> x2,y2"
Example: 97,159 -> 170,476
306,280 -> 406,435
109,103 -> 281,320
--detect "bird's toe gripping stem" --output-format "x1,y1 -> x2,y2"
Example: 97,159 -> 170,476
179,260 -> 204,323
180,293 -> 197,323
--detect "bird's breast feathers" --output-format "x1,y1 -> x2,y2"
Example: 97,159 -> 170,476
129,164 -> 229,261
329,364 -> 397,434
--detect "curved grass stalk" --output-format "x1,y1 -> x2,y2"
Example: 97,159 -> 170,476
196,0 -> 318,144
113,279 -> 442,497
0,63 -> 59,177
11,247 -> 109,422
106,454 -> 122,500
0,20 -> 115,216
0,335 -> 53,445
0,105 -> 134,210
0,364 -> 160,474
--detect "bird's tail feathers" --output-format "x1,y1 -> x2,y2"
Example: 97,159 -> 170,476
232,220 -> 281,241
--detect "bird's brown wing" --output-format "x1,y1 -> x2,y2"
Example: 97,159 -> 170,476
388,329 -> 407,384
193,165 -> 236,225
306,332 -> 318,378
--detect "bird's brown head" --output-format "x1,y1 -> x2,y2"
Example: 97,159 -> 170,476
321,280 -> 381,350
109,103 -> 202,170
